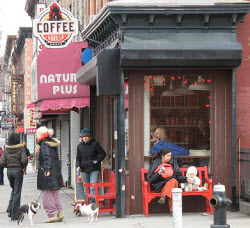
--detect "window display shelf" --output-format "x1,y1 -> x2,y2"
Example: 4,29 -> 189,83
161,125 -> 199,128
151,106 -> 201,110
175,142 -> 189,145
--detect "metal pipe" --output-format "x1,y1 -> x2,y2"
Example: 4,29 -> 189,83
231,69 -> 237,211
238,133 -> 244,202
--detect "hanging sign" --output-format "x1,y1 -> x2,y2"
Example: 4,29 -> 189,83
24,104 -> 37,134
33,2 -> 78,49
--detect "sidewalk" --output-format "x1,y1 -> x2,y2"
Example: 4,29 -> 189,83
0,163 -> 249,227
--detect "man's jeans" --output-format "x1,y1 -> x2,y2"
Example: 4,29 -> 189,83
82,170 -> 99,203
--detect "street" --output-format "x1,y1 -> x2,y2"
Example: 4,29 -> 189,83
0,160 -> 250,227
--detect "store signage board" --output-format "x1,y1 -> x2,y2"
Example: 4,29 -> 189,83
33,2 -> 78,49
0,111 -> 6,116
24,104 -> 37,134
1,121 -> 13,129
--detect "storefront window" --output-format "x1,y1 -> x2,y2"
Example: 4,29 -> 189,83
147,74 -> 211,169
125,81 -> 129,170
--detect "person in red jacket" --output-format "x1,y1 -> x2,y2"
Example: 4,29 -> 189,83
0,147 -> 4,185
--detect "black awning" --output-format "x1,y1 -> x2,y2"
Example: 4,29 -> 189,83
76,49 -> 121,95
120,42 -> 242,68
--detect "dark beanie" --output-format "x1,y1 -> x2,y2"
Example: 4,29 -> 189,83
80,128 -> 91,137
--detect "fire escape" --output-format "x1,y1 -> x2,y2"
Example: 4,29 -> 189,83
11,73 -> 24,115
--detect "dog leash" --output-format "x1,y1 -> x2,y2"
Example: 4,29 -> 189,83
60,188 -> 75,202
36,191 -> 42,202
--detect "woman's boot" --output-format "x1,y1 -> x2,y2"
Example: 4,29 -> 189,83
58,210 -> 64,222
44,212 -> 59,223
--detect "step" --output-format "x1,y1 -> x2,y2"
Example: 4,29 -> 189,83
239,201 -> 250,215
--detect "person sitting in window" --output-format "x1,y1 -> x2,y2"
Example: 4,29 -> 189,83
150,125 -> 159,148
193,119 -> 210,150
155,127 -> 172,144
150,127 -> 188,156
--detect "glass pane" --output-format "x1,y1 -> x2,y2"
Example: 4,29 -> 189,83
148,74 -> 211,169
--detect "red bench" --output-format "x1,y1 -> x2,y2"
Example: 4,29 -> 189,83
141,166 -> 213,217
84,171 -> 116,215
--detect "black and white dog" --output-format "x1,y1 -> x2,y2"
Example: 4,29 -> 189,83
17,202 -> 41,226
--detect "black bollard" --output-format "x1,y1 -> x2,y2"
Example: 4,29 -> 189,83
209,184 -> 232,228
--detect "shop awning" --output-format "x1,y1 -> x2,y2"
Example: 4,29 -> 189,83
35,97 -> 90,111
16,127 -> 24,133
120,32 -> 242,68
77,33 -> 242,96
120,42 -> 242,68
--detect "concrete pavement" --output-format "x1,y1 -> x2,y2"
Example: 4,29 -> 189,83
0,163 -> 250,228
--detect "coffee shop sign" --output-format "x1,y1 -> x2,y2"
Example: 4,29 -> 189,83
33,2 -> 78,48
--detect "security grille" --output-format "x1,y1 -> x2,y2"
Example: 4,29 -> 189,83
60,120 -> 70,186
70,110 -> 80,188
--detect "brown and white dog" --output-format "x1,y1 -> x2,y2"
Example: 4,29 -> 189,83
74,203 -> 99,223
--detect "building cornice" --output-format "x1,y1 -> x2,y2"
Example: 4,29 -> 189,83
13,27 -> 32,60
4,36 -> 17,65
81,2 -> 250,56
25,0 -> 39,19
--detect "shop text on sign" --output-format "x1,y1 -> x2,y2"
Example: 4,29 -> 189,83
36,21 -> 76,34
33,2 -> 78,48
26,129 -> 37,133
40,73 -> 78,95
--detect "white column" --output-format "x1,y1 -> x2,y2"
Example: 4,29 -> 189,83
144,76 -> 150,168
172,188 -> 182,228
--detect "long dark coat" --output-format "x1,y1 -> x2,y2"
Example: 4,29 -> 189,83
147,156 -> 187,192
37,138 -> 63,190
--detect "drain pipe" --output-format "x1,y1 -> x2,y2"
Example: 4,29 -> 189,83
238,134 -> 244,202
231,69 -> 237,211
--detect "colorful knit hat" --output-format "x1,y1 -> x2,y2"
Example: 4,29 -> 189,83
80,128 -> 91,137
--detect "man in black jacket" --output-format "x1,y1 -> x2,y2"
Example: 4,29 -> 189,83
76,128 -> 106,203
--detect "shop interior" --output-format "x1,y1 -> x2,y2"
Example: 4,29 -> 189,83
146,74 -> 211,170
